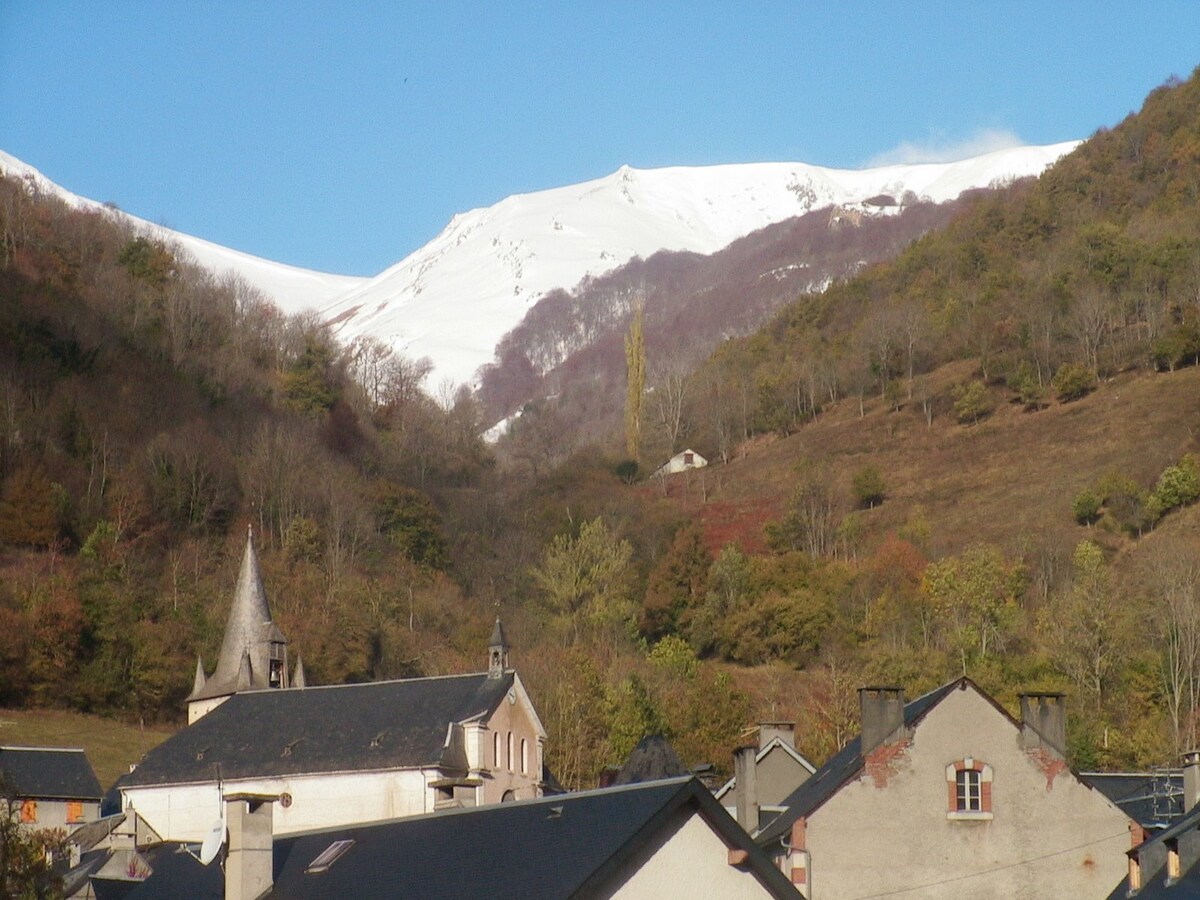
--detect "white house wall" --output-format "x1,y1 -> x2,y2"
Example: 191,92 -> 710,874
122,768 -> 434,843
608,809 -> 780,900
801,687 -> 1130,899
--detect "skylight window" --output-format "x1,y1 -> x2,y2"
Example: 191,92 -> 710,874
305,839 -> 354,874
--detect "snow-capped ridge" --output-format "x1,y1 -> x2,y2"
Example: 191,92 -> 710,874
322,141 -> 1080,386
1,141 -> 1080,389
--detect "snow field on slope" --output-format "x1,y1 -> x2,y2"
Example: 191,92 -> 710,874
323,142 -> 1078,387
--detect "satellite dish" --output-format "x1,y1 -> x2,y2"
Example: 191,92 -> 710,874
199,819 -> 225,865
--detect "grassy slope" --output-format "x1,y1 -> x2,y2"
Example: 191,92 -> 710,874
674,363 -> 1200,565
0,707 -> 175,791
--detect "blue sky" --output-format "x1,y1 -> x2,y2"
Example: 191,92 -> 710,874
2,3 -> 1198,276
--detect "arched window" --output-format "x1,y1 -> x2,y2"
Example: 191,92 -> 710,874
493,731 -> 501,768
507,731 -> 514,772
946,758 -> 993,819
521,738 -> 528,775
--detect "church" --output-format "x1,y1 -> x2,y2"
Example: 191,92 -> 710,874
119,530 -> 547,842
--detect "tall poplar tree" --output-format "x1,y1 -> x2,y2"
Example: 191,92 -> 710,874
624,298 -> 645,460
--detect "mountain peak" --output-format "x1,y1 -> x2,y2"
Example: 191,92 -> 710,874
323,143 -> 1079,386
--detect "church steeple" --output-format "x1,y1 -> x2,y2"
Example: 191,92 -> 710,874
186,526 -> 291,723
488,617 -> 510,678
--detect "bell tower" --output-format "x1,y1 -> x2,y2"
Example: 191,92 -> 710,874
186,527 -> 291,723
487,617 -> 510,678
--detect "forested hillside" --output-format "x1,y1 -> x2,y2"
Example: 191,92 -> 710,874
4,68 -> 1200,791
610,68 -> 1200,770
0,170 -> 748,788
478,196 -> 964,454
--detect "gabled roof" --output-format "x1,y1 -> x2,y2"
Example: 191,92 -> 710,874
87,779 -> 797,899
263,777 -> 796,899
124,673 -> 515,787
756,679 -> 962,845
0,746 -> 102,800
714,737 -> 818,801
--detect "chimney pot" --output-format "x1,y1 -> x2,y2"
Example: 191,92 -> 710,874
225,794 -> 277,900
733,745 -> 759,834
758,722 -> 795,751
859,687 -> 905,755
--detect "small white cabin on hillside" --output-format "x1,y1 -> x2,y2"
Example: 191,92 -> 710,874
656,449 -> 708,477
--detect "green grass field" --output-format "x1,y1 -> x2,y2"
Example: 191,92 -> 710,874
0,707 -> 176,792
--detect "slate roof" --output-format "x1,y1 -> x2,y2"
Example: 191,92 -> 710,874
0,746 -> 102,800
756,679 -> 962,845
124,672 -> 514,786
613,734 -> 690,785
1082,771 -> 1184,831
85,779 -> 798,899
281,777 -> 793,898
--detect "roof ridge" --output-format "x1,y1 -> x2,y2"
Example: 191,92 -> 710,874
232,671 -> 492,695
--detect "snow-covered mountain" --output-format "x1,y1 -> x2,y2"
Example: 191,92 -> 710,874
0,150 -> 365,315
324,142 -> 1079,386
2,142 -> 1079,388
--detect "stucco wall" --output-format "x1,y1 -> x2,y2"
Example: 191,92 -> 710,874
607,808 -> 782,900
800,686 -> 1131,900
123,768 -> 433,842
481,682 -> 543,804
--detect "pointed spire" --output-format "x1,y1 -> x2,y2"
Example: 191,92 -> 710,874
209,527 -> 278,688
186,526 -> 291,719
191,657 -> 207,695
292,656 -> 306,689
489,616 -> 510,650
488,616 -> 510,678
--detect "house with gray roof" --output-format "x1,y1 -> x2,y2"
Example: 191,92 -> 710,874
0,745 -> 102,833
87,777 -> 802,899
757,678 -> 1134,899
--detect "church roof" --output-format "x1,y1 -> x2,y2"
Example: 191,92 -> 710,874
188,529 -> 284,702
124,673 -> 516,787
